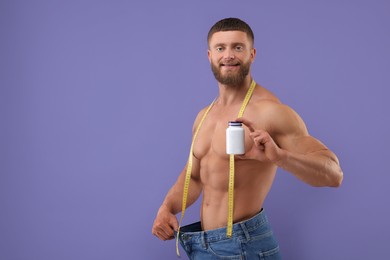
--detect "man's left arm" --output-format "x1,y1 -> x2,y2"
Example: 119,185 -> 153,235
238,104 -> 343,187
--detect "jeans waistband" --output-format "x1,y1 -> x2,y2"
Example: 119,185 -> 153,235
178,209 -> 268,244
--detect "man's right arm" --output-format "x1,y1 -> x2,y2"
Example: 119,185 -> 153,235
152,159 -> 202,240
152,108 -> 206,241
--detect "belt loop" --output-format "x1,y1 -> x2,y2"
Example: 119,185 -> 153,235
240,223 -> 251,241
201,232 -> 207,249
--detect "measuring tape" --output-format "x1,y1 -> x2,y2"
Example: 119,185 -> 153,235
176,80 -> 256,256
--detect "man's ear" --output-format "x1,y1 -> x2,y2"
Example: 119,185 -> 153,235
250,48 -> 256,63
207,49 -> 211,63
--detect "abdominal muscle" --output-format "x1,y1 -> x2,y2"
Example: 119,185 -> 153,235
198,155 -> 277,231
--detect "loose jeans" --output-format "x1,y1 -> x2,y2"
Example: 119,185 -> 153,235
177,209 -> 281,259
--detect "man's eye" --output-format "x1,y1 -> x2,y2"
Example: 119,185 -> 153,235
216,47 -> 223,52
236,46 -> 243,51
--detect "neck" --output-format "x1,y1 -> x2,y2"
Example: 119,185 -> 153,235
217,76 -> 253,106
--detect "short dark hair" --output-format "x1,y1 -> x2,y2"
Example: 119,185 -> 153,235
207,18 -> 254,47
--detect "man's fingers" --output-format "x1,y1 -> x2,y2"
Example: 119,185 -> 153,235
161,223 -> 175,238
236,117 -> 255,132
250,131 -> 269,150
155,230 -> 173,240
153,224 -> 175,241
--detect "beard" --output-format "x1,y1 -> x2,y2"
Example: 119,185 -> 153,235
211,60 -> 250,86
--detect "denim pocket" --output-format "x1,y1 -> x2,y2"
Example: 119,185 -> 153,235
244,232 -> 281,260
206,238 -> 243,259
258,245 -> 281,260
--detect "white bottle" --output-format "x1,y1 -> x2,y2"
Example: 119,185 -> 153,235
226,121 -> 245,155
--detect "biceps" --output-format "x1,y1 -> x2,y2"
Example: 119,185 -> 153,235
278,135 -> 329,155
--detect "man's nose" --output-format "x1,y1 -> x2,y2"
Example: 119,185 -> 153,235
224,48 -> 235,60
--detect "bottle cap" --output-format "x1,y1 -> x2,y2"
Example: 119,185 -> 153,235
228,121 -> 242,126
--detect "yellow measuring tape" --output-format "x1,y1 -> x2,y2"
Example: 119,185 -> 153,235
176,80 -> 256,256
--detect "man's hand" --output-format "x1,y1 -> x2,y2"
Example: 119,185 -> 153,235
152,204 -> 179,241
236,117 -> 284,165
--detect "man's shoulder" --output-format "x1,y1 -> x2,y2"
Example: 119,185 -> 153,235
251,88 -> 303,129
251,100 -> 295,126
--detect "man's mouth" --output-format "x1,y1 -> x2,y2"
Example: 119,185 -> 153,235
220,62 -> 240,67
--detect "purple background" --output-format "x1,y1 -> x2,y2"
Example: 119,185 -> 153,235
1,0 -> 389,259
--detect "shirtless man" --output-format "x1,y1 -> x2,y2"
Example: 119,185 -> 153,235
152,18 -> 343,259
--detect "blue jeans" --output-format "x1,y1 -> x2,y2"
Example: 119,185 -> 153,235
177,209 -> 281,259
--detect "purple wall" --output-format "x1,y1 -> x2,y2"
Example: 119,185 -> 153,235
1,0 -> 389,259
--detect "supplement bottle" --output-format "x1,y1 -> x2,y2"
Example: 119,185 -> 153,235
226,121 -> 245,155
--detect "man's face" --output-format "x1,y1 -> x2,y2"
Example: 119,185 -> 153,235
208,31 -> 256,86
